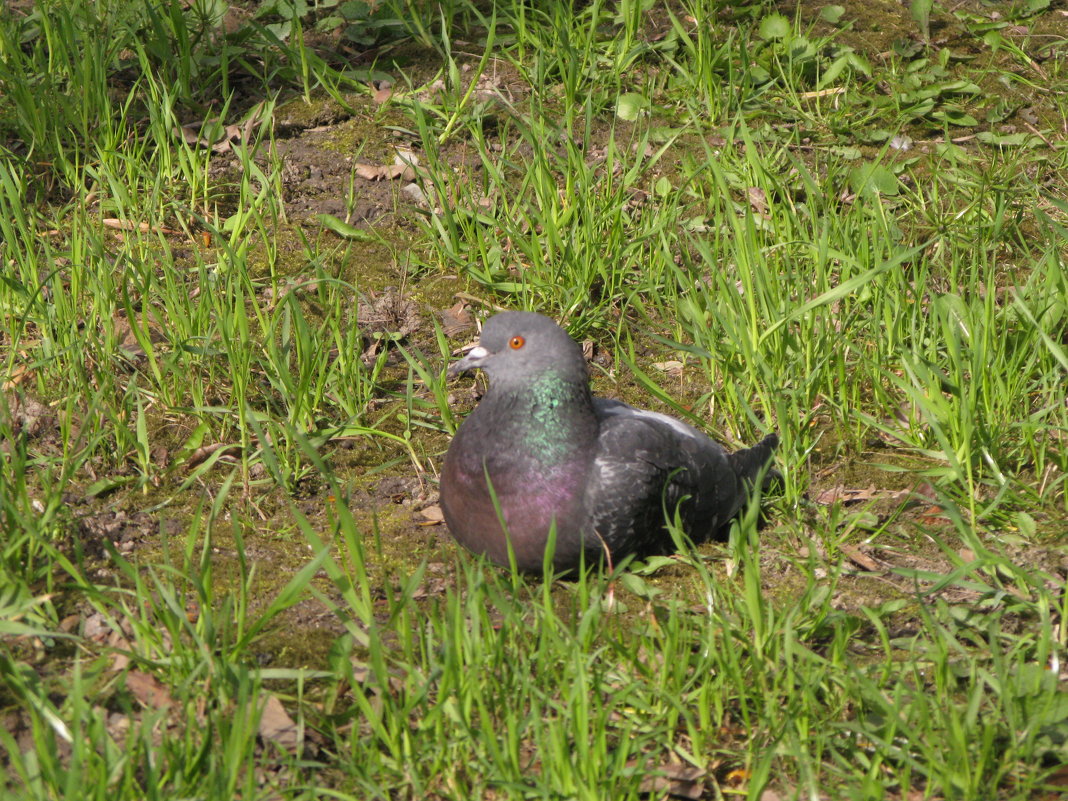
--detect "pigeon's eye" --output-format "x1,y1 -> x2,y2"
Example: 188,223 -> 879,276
509,335 -> 525,350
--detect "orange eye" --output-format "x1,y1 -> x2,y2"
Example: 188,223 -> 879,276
509,335 -> 525,350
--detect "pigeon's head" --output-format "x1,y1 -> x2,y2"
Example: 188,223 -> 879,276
448,311 -> 587,387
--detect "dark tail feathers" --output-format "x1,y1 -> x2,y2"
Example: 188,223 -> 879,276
729,433 -> 780,490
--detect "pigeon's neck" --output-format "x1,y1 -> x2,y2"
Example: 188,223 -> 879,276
497,372 -> 596,465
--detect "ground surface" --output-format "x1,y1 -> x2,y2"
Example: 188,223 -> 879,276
2,1 -> 1068,799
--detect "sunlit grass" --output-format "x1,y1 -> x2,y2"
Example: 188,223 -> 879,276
1,0 -> 1066,799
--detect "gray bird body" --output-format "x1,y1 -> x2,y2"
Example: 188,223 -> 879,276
440,312 -> 778,573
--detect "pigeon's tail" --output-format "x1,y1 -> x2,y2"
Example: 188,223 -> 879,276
729,433 -> 780,490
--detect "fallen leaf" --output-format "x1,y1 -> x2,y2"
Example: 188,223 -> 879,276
112,310 -> 168,363
840,544 -> 881,572
633,760 -> 705,799
746,186 -> 768,217
910,482 -> 938,502
175,124 -> 204,145
125,670 -> 174,709
919,506 -> 950,525
108,629 -> 134,672
355,162 -> 415,181
102,218 -> 180,236
439,301 -> 473,336
211,123 -> 243,153
814,484 -> 908,506
361,337 -> 381,364
2,359 -> 32,390
259,694 -> 300,753
174,110 -> 265,154
815,485 -> 855,505
653,360 -> 685,377
372,78 -> 393,104
418,505 -> 444,525
185,442 -> 243,469
411,577 -> 449,599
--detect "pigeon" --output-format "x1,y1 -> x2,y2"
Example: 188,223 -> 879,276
440,311 -> 779,573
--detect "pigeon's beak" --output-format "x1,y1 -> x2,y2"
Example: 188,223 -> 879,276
447,344 -> 491,378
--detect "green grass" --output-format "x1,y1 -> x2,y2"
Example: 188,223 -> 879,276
1,0 -> 1067,799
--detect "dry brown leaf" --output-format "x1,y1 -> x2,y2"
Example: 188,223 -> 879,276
653,360 -> 684,377
911,482 -> 938,501
417,505 -> 444,525
632,761 -> 705,799
113,311 -> 169,362
840,544 -> 881,572
259,694 -> 300,753
411,576 -> 449,600
360,337 -> 382,364
355,163 -> 412,181
243,101 -> 268,138
919,506 -> 951,524
212,123 -> 243,154
102,218 -> 180,236
746,186 -> 768,217
362,163 -> 392,180
175,125 -> 204,145
108,630 -> 134,672
185,442 -> 243,470
125,670 -> 174,709
439,301 -> 473,336
2,360 -> 32,390
175,112 -> 260,154
814,484 -> 903,506
370,79 -> 394,104
814,485 -> 849,505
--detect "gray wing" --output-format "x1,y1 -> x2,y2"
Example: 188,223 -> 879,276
584,400 -> 749,557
